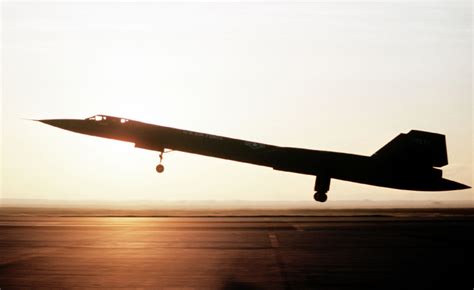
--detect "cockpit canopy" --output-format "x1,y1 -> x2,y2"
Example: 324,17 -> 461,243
86,115 -> 129,124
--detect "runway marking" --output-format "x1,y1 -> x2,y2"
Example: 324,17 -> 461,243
292,224 -> 305,231
267,232 -> 291,290
268,233 -> 280,248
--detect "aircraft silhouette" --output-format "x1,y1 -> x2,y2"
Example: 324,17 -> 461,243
39,115 -> 470,202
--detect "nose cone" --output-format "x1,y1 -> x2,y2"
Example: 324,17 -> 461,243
39,119 -> 64,127
38,119 -> 85,132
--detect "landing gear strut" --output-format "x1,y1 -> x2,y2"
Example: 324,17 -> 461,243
156,150 -> 165,173
313,175 -> 330,203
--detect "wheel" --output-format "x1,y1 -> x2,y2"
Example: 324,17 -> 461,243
313,192 -> 328,203
318,193 -> 328,202
156,164 -> 165,173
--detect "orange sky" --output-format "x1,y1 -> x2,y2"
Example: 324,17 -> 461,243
2,1 -> 472,203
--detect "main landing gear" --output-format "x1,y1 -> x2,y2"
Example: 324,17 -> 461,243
313,175 -> 330,203
314,192 -> 328,202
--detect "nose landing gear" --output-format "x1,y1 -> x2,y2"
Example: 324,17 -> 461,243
156,164 -> 164,173
156,150 -> 165,173
155,149 -> 174,173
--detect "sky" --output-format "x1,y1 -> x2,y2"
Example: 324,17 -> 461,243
1,1 -> 472,203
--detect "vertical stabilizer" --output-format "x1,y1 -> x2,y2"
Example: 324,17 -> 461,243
372,130 -> 448,167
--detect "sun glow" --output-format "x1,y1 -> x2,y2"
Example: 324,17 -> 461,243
2,2 -> 472,203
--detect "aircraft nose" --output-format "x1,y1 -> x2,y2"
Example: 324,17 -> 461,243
38,119 -> 83,131
39,119 -> 62,126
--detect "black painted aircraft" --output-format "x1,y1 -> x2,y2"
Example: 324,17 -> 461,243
39,115 -> 470,202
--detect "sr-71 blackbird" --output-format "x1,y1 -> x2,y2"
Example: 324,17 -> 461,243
39,115 -> 470,202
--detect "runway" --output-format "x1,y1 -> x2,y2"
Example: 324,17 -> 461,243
1,211 -> 472,289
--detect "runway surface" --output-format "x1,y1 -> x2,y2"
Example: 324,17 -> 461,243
1,211 -> 473,289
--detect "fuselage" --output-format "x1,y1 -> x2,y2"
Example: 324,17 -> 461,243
39,115 -> 470,193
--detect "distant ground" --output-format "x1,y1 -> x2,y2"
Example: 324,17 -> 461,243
2,198 -> 473,217
1,205 -> 473,217
2,198 -> 473,208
